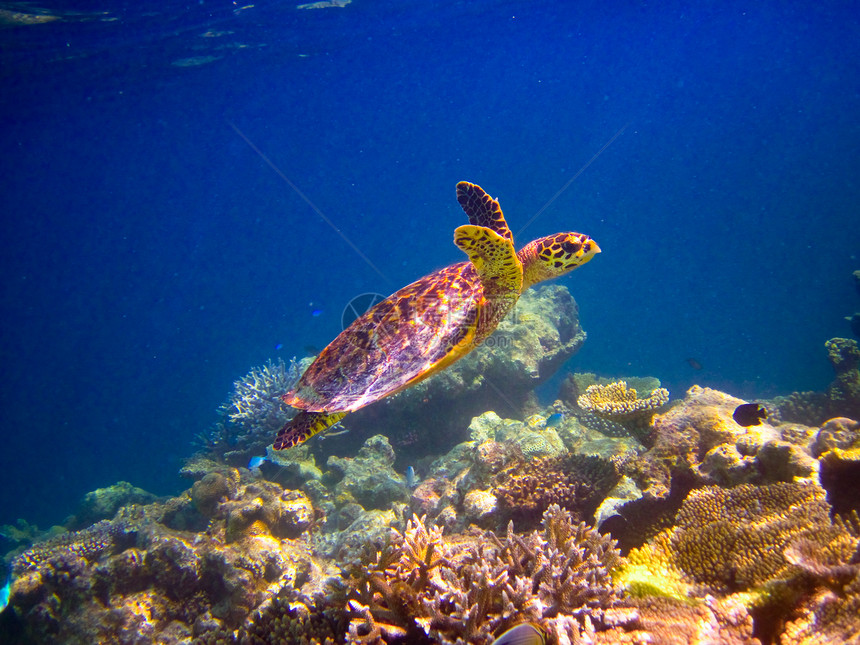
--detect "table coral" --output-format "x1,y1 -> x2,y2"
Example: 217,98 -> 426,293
12,518 -> 135,575
577,380 -> 669,417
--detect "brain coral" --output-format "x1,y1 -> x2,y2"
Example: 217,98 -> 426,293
493,452 -> 619,527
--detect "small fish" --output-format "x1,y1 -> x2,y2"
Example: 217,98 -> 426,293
405,465 -> 417,488
274,343 -> 283,351
0,570 -> 11,613
248,455 -> 267,469
491,622 -> 547,645
733,403 -> 768,427
544,412 -> 564,428
318,427 -> 350,440
686,357 -> 703,370
311,309 -> 324,317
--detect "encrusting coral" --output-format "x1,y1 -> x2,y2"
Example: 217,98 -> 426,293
614,480 -> 860,643
4,473 -> 335,645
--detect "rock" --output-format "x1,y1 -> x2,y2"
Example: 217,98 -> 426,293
327,435 -> 409,510
71,481 -> 159,529
462,489 -> 498,526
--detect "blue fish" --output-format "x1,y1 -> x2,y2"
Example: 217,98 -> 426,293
544,412 -> 564,428
0,570 -> 11,613
274,343 -> 283,351
248,455 -> 267,469
311,308 -> 324,317
491,623 -> 547,645
405,465 -> 417,488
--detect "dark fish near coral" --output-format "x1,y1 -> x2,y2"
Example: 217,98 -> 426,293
686,357 -> 703,370
405,465 -> 417,488
491,622 -> 547,645
733,402 -> 768,427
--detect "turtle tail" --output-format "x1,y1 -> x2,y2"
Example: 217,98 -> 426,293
273,411 -> 347,449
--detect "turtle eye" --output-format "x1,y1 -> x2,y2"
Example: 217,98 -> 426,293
561,239 -> 583,255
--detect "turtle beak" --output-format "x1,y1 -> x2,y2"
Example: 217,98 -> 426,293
585,238 -> 601,255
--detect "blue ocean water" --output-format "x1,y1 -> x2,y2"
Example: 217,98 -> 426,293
0,0 -> 857,530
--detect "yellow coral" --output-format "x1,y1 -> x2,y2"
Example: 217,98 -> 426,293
577,381 -> 669,416
615,533 -> 694,602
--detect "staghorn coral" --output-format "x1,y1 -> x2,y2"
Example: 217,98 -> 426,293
222,358 -> 304,431
343,504 -> 624,644
577,380 -> 669,417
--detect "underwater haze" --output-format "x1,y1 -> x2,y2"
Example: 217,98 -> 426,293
1,0 -> 858,529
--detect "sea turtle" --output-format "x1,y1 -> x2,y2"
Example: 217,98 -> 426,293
274,181 -> 600,449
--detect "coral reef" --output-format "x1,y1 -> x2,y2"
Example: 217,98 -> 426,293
326,435 -> 410,512
774,338 -> 860,426
68,480 -> 159,530
615,481 -> 860,644
4,473 -> 336,645
7,322 -> 860,645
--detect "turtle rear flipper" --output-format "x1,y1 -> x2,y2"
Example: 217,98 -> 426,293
274,410 -> 346,449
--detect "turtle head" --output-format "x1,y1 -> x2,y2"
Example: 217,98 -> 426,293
518,232 -> 600,289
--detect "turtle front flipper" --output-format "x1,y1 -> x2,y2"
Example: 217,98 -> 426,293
456,182 -> 513,242
274,410 -> 347,449
453,224 -> 523,341
454,224 -> 523,299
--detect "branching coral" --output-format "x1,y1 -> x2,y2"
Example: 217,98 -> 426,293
197,358 -> 306,455
577,381 -> 669,417
343,505 -> 623,644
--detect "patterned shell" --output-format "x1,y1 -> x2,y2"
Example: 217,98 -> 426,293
284,261 -> 483,413
283,182 -> 520,414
